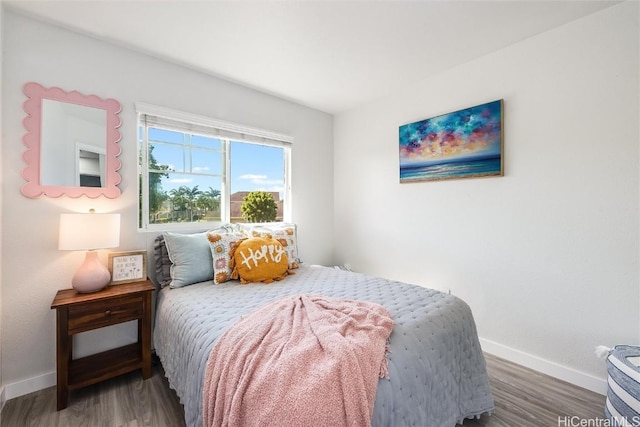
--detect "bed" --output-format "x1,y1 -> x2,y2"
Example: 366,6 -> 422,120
151,227 -> 494,427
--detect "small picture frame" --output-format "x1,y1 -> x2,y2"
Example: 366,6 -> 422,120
108,250 -> 147,285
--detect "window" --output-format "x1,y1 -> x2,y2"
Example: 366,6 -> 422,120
137,104 -> 292,230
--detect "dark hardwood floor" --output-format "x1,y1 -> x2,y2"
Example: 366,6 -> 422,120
1,353 -> 606,427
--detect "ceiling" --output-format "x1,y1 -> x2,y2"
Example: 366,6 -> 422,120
5,0 -> 619,114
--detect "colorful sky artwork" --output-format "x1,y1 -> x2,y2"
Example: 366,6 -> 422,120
399,100 -> 502,167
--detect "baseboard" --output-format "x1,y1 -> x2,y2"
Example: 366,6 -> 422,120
480,337 -> 608,395
3,371 -> 55,401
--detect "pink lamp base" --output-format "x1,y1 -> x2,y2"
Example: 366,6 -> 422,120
72,250 -> 111,293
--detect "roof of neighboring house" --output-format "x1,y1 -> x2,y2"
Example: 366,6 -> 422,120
230,191 -> 280,202
230,191 -> 283,219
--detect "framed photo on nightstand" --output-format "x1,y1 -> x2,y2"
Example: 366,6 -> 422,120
108,250 -> 147,285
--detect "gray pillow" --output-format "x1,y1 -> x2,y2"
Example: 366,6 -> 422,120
153,235 -> 172,288
163,231 -> 213,288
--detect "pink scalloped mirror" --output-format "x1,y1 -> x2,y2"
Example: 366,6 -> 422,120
21,82 -> 122,198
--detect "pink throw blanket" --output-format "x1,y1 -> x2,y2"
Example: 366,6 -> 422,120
202,294 -> 394,427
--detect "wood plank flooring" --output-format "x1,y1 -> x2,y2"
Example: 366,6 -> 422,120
463,354 -> 606,426
0,360 -> 185,427
1,353 -> 606,427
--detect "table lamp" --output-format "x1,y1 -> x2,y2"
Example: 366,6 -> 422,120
59,210 -> 121,293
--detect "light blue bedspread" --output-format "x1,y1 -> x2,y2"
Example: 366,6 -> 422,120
153,265 -> 494,426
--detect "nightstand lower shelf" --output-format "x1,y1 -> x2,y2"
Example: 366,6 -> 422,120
68,342 -> 143,390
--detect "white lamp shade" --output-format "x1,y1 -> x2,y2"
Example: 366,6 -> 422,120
59,213 -> 120,250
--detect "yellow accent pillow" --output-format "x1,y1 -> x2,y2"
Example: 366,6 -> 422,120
231,237 -> 290,284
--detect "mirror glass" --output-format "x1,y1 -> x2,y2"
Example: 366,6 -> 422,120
41,99 -> 107,187
21,82 -> 122,199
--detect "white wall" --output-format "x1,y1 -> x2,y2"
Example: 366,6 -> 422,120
1,10 -> 333,396
0,0 -> 5,411
334,1 -> 639,393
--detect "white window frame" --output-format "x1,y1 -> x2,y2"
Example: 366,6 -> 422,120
136,102 -> 292,231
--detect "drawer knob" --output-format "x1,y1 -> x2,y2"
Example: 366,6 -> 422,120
105,310 -> 112,316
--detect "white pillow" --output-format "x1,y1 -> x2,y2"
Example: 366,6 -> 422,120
236,223 -> 300,269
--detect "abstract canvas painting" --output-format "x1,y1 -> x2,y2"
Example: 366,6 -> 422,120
399,100 -> 503,183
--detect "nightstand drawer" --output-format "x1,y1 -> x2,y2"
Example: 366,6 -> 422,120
68,294 -> 143,334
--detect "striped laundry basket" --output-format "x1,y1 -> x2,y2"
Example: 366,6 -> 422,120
605,345 -> 640,427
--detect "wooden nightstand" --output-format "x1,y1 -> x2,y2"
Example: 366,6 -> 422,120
50,279 -> 154,410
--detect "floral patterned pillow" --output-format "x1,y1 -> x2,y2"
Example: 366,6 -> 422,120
207,231 -> 246,284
